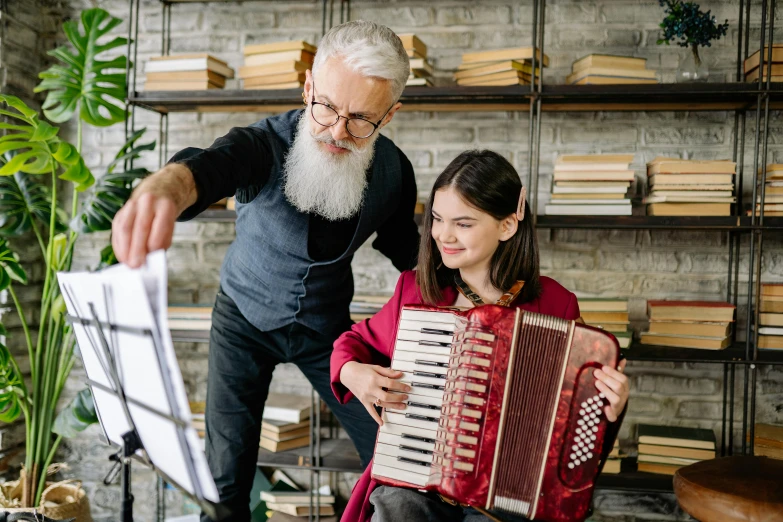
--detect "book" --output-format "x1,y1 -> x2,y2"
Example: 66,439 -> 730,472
754,445 -> 783,460
647,321 -> 730,338
612,331 -> 632,349
555,154 -> 634,170
544,204 -> 632,216
406,48 -> 425,59
244,72 -> 306,87
245,82 -> 305,90
553,185 -> 629,194
743,44 -> 783,73
457,76 -> 530,87
759,335 -> 783,350
243,40 -> 317,56
144,80 -> 222,91
745,68 -> 783,83
261,491 -> 335,504
263,393 -> 311,423
259,434 -> 310,452
555,181 -> 630,189
261,418 -> 310,434
146,54 -> 235,78
602,459 -> 621,474
580,311 -> 629,323
566,67 -> 657,83
637,462 -> 682,475
639,333 -> 730,350
265,502 -> 335,517
762,283 -> 783,297
758,326 -> 783,336
637,454 -> 701,466
647,300 -> 735,322
261,426 -> 311,442
409,58 -> 433,76
551,193 -> 626,200
760,313 -> 783,327
572,54 -> 647,72
637,444 -> 715,460
406,77 -> 433,87
648,174 -> 735,186
637,424 -> 716,450
754,423 -> 783,449
398,34 -> 427,57
647,203 -> 731,216
461,47 -> 549,67
239,60 -> 311,78
244,49 -> 315,68
453,60 -> 539,80
168,305 -> 213,318
644,195 -> 735,204
146,70 -> 226,85
553,171 -> 636,182
456,70 -> 532,85
762,301 -> 783,313
572,76 -> 658,85
168,318 -> 212,330
647,158 -> 736,175
649,190 -> 733,198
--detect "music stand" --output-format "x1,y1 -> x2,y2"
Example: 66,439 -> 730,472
58,258 -> 229,522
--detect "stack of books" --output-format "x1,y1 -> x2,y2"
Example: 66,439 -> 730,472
578,298 -> 631,348
566,54 -> 658,85
168,304 -> 212,331
545,154 -> 635,216
263,490 -> 336,518
399,34 -> 433,87
753,423 -> 783,460
454,46 -> 548,87
144,54 -> 235,91
641,300 -> 735,350
644,157 -> 736,216
744,43 -> 783,82
751,164 -> 783,217
603,439 -> 622,474
190,401 -> 206,451
239,40 -> 315,90
637,424 -> 716,475
758,283 -> 783,350
260,393 -> 312,452
350,294 -> 391,321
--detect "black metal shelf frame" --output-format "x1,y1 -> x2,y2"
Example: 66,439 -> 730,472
126,0 -> 781,515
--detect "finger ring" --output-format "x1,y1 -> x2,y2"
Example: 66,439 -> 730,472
373,398 -> 382,407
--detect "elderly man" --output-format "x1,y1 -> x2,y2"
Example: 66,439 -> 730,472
112,21 -> 418,520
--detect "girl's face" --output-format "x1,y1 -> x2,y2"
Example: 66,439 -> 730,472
431,186 -> 517,273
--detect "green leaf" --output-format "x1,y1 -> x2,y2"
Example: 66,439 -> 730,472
47,233 -> 68,270
96,244 -> 118,270
0,166 -> 68,237
53,141 -> 80,165
30,121 -> 59,143
72,129 -> 154,233
0,97 -> 61,176
0,238 -> 27,287
58,157 -> 95,192
53,388 -> 98,437
0,335 -> 25,424
35,8 -> 128,127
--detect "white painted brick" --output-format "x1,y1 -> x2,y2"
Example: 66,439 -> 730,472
435,6 -> 512,27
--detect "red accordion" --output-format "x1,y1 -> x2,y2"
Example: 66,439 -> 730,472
371,304 -> 620,522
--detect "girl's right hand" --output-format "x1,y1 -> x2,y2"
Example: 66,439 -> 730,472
339,361 -> 412,425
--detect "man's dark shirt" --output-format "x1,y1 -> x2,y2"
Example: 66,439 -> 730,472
170,126 -> 419,270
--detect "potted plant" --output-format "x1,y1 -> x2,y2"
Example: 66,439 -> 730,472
0,8 -> 154,515
657,0 -> 729,82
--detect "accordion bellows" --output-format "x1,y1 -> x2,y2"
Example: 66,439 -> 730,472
371,304 -> 620,522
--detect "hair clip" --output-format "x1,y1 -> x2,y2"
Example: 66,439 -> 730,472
516,186 -> 527,221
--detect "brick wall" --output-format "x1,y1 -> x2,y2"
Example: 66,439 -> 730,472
4,1 -> 782,520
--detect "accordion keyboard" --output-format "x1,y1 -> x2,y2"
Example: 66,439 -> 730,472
371,309 -> 458,488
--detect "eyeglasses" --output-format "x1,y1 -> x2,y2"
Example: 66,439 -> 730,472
309,82 -> 394,139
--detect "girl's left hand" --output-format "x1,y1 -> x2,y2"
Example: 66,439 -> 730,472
594,359 -> 629,422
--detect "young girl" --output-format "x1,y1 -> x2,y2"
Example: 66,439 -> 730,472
330,150 -> 629,522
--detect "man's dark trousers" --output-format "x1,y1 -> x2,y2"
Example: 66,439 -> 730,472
201,290 -> 379,521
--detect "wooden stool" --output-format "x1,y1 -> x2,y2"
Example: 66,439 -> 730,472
673,456 -> 783,521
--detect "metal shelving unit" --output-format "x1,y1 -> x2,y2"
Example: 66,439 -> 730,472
134,0 -> 782,513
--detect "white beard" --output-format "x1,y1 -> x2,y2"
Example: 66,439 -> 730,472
283,109 -> 378,221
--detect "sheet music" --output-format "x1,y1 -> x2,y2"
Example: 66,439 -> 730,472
57,250 -> 218,503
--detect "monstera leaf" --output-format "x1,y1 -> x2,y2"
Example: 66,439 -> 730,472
35,8 -> 128,126
0,237 -> 27,290
71,128 -> 154,233
0,168 -> 68,237
0,325 -> 25,424
53,388 -> 98,438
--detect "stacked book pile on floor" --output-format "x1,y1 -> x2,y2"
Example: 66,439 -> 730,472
263,489 -> 336,518
350,295 -> 391,321
168,304 -> 212,332
144,54 -> 235,91
743,43 -> 783,82
260,393 -> 312,452
399,34 -> 433,87
454,46 -> 548,87
578,298 -> 631,348
566,54 -> 658,85
644,157 -> 736,216
758,283 -> 783,350
603,439 -> 622,474
239,40 -> 315,90
637,424 -> 716,475
753,423 -> 783,460
751,164 -> 783,217
545,154 -> 635,216
641,300 -> 735,350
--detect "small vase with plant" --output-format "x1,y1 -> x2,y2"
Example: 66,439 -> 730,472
657,0 -> 729,82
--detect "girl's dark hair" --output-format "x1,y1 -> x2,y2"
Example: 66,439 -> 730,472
416,150 -> 541,305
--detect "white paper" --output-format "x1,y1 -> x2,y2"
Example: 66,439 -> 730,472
57,250 -> 218,502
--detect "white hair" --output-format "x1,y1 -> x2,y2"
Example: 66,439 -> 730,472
313,20 -> 410,104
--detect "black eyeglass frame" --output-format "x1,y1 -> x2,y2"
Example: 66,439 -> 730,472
309,81 -> 396,139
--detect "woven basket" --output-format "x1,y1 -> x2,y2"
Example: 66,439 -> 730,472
0,475 -> 91,522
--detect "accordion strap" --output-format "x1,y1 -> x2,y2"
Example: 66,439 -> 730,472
454,274 -> 525,307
